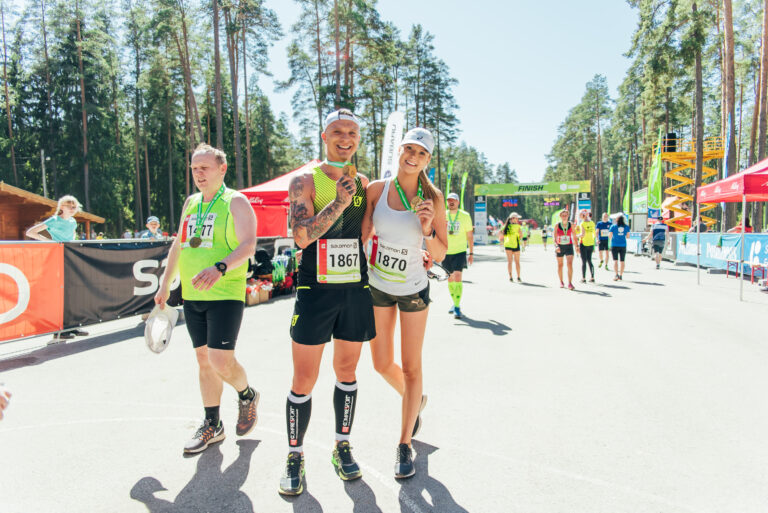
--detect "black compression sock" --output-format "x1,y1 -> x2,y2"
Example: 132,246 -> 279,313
204,406 -> 220,426
333,381 -> 358,440
286,391 -> 312,451
238,386 -> 255,401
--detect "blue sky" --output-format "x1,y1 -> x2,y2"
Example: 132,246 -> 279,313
259,0 -> 638,183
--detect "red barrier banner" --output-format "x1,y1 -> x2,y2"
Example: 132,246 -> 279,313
0,243 -> 64,342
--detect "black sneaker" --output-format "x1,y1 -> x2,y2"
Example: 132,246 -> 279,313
278,452 -> 305,496
412,395 -> 428,437
71,329 -> 89,336
453,307 -> 462,319
331,440 -> 362,480
517,277 -> 522,282
394,443 -> 415,479
183,419 -> 225,454
53,332 -> 76,340
236,390 -> 259,436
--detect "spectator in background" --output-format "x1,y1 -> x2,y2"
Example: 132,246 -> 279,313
140,216 -> 165,240
122,229 -> 133,239
26,195 -> 80,242
689,215 -> 709,233
727,217 -> 753,233
96,232 -> 105,240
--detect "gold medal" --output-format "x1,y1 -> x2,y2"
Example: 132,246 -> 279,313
409,196 -> 423,210
189,236 -> 202,248
342,164 -> 357,178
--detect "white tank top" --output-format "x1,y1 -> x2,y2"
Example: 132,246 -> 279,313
368,179 -> 428,295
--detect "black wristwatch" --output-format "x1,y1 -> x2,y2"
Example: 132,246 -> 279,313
214,261 -> 228,276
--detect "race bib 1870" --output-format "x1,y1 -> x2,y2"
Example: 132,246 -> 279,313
181,213 -> 217,248
317,238 -> 361,284
369,236 -> 411,283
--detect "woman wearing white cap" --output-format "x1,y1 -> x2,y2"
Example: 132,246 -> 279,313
362,127 -> 447,479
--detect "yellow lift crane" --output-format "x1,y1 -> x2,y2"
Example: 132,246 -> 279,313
652,136 -> 724,231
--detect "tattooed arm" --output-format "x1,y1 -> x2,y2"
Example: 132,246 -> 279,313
290,171 -> 354,249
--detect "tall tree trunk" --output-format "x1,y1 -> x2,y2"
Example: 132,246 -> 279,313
1,3 -> 17,186
333,0 -> 341,106
314,0 -> 324,158
131,18 -> 143,227
724,0 -> 737,177
206,83 -> 212,145
112,75 -> 120,145
213,0 -> 224,149
223,6 -> 244,189
759,0 -> 768,161
167,96 -> 174,223
41,0 -> 58,197
242,22 -> 252,187
75,3 -> 90,211
749,68 -> 761,165
184,85 -> 190,197
693,3 -> 705,216
144,128 -> 151,216
173,8 -> 203,143
737,81 -> 743,171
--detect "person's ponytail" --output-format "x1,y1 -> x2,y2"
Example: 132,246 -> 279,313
418,167 -> 440,202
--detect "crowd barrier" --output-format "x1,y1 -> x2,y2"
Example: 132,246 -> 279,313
0,236 -> 286,343
676,233 -> 768,272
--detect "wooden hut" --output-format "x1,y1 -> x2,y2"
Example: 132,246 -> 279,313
0,181 -> 105,240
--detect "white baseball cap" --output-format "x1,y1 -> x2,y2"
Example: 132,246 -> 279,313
401,127 -> 434,154
144,304 -> 179,354
447,193 -> 459,201
323,109 -> 360,132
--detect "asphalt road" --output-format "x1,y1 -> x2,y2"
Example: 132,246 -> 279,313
1,244 -> 767,513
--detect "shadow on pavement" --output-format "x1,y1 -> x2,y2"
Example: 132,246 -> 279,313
455,315 -> 511,336
0,321 -> 161,372
398,441 -> 469,513
279,475 -> 324,512
599,284 -> 629,290
130,439 -> 259,512
627,280 -> 665,286
344,478 -> 383,513
572,289 -> 611,297
518,282 -> 547,288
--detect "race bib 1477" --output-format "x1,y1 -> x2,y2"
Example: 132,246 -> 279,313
317,238 -> 361,284
181,213 -> 217,248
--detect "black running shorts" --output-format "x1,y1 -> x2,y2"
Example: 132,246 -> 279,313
183,300 -> 244,350
598,239 -> 609,251
290,286 -> 376,345
611,246 -> 627,261
652,241 -> 665,254
441,252 -> 467,273
370,284 -> 430,312
505,247 -> 520,253
556,244 -> 574,257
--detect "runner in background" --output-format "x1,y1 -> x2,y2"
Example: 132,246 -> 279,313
279,109 -> 374,495
554,209 -> 577,290
609,215 -> 629,280
155,143 -> 260,455
595,212 -> 611,269
362,127 -> 448,479
499,212 -> 522,281
443,193 -> 474,319
644,215 -> 668,269
541,223 -> 549,251
578,211 -> 596,283
520,221 -> 530,251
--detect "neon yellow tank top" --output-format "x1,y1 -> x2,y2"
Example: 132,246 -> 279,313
178,188 -> 247,302
580,221 -> 596,246
504,224 -> 521,249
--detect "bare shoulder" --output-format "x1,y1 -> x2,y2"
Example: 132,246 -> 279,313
289,171 -> 314,200
358,173 -> 371,188
229,192 -> 252,210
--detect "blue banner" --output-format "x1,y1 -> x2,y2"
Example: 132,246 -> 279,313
676,233 -> 768,271
428,167 -> 436,183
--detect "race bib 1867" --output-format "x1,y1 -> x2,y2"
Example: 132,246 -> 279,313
317,238 -> 361,284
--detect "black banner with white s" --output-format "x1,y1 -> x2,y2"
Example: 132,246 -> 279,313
63,242 -> 181,328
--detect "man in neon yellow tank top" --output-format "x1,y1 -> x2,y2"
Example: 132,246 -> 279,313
442,192 -> 474,319
155,144 -> 260,455
278,109 -> 374,496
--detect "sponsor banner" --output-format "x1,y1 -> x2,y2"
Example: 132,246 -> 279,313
0,243 -> 64,342
474,198 -> 488,244
475,181 -> 591,196
577,200 -> 592,212
676,233 -> 768,271
63,241 -> 180,329
626,233 -> 643,253
380,111 -> 405,179
632,188 -> 648,214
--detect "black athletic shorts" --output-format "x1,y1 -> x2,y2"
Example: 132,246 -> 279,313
652,241 -> 665,254
370,284 -> 430,312
598,239 -> 609,251
522,237 -> 528,242
556,244 -> 574,257
505,247 -> 520,253
441,252 -> 467,273
290,286 -> 376,345
611,246 -> 627,261
183,300 -> 244,350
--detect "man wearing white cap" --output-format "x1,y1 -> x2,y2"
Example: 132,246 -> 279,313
443,191 -> 474,318
279,108 -> 374,496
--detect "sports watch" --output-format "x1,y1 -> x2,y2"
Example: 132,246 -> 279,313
214,261 -> 228,276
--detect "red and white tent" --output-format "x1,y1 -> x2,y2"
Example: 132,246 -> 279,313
240,160 -> 320,237
696,157 -> 768,299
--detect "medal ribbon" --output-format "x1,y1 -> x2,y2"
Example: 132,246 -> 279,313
393,177 -> 423,212
193,184 -> 226,241
324,159 -> 347,168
